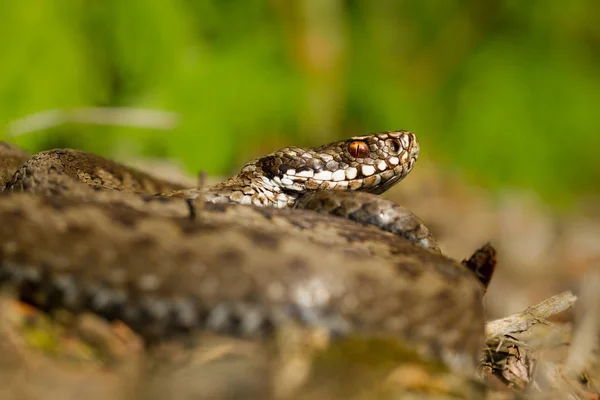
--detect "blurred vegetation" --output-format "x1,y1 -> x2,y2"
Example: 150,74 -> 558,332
0,0 -> 598,206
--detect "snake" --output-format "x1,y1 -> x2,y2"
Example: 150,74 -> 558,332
0,131 -> 493,374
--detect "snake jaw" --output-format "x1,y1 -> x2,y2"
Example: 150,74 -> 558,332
251,130 -> 419,196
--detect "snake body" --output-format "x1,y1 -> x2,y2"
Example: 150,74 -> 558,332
0,131 -> 487,373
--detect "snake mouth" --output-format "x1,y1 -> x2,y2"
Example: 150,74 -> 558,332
367,159 -> 417,194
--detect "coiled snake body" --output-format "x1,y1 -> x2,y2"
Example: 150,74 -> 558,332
0,131 -> 489,374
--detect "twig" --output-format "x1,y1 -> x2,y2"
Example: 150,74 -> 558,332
6,107 -> 179,136
486,291 -> 578,339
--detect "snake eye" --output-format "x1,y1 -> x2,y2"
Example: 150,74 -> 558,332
348,141 -> 370,158
386,139 -> 402,154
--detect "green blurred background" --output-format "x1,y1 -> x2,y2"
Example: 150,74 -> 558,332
1,0 -> 598,206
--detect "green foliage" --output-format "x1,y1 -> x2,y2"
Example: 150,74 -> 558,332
0,0 -> 598,204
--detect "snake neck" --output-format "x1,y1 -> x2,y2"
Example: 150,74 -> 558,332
204,171 -> 298,208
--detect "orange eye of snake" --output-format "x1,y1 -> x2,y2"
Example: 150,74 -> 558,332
348,141 -> 370,158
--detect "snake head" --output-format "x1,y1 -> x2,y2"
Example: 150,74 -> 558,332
249,131 -> 419,195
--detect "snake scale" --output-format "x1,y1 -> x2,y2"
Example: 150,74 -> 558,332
0,131 -> 492,374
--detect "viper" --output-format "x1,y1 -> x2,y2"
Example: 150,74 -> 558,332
0,131 -> 494,374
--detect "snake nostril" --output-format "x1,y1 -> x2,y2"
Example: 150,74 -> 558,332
385,139 -> 402,154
